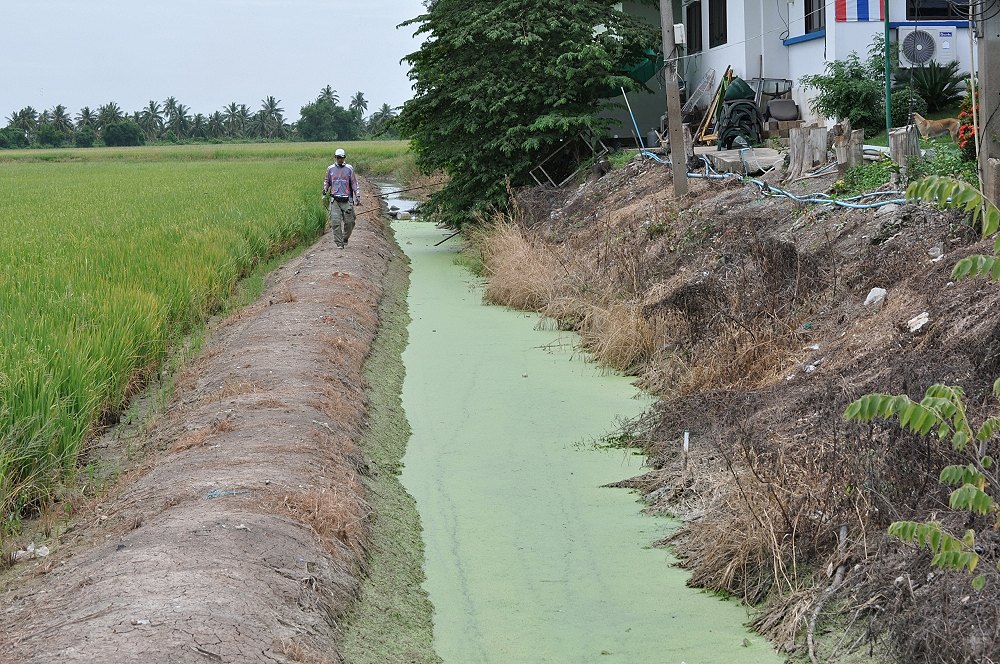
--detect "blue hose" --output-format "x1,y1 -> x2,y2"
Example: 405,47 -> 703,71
638,151 -> 906,209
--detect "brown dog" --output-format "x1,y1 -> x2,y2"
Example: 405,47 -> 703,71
912,112 -> 960,142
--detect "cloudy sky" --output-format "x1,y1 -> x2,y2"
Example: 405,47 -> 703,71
0,0 -> 427,122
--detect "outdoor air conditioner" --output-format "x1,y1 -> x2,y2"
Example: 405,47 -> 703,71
897,25 -> 955,68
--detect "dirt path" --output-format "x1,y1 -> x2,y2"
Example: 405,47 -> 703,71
1,183 -> 394,663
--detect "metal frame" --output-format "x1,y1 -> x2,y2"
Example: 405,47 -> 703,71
529,133 -> 610,188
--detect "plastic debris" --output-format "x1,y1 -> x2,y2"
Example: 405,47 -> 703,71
205,489 -> 251,500
12,543 -> 50,562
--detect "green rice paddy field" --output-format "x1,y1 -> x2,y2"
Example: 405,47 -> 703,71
0,141 -> 412,536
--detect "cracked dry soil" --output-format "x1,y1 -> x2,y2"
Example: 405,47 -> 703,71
0,181 -> 395,663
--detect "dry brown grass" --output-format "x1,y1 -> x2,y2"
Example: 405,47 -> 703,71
272,487 -> 370,563
171,427 -> 211,453
278,639 -> 337,664
219,379 -> 264,400
577,302 -> 662,373
482,220 -> 563,311
672,324 -> 800,395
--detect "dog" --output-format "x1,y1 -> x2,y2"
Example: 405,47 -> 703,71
912,112 -> 960,142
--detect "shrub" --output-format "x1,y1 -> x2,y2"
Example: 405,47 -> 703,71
34,124 -> 67,148
0,127 -> 28,149
894,60 -> 965,113
889,86 -> 928,127
74,127 -> 96,148
907,143 -> 978,184
102,120 -> 144,147
801,35 -> 896,137
831,157 -> 894,197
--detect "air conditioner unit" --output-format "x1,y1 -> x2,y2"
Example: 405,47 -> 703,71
897,25 -> 955,68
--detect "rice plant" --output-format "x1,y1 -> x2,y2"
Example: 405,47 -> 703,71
0,141 -> 411,537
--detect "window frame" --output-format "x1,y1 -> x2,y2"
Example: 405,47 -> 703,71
805,0 -> 825,34
905,0 -> 969,20
685,1 -> 703,54
708,0 -> 727,48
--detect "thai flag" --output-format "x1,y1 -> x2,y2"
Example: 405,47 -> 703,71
835,0 -> 885,21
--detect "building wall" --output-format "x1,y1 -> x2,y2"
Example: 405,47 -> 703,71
787,37 -> 827,125
679,0 -> 976,131
601,1 -> 671,143
694,1 -> 752,82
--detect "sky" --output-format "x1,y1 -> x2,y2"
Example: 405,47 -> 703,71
0,0 -> 427,123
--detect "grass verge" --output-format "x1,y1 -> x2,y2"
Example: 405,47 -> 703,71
338,225 -> 440,664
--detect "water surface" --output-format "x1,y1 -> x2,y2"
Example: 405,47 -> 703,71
396,221 -> 780,664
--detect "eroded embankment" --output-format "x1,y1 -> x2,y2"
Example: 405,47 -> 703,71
0,182 -> 393,663
338,220 -> 439,664
485,160 -> 1000,662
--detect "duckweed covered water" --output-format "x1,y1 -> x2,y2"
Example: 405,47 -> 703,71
396,221 -> 781,664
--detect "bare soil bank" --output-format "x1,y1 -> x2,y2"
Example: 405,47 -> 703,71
0,182 -> 404,663
491,159 -> 1000,663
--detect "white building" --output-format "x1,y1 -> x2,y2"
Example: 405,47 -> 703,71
678,0 -> 976,125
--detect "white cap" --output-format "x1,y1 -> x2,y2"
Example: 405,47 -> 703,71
335,148 -> 346,157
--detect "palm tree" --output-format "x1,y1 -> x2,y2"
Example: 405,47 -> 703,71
6,106 -> 38,142
367,103 -> 398,136
96,102 -> 124,131
318,85 -> 339,106
191,113 -> 207,140
37,109 -> 52,126
249,110 -> 269,139
163,96 -> 178,125
138,100 -> 164,142
237,104 -> 252,138
76,107 -> 97,130
166,103 -> 191,138
208,111 -> 225,139
259,96 -> 285,139
50,105 -> 73,133
349,91 -> 368,116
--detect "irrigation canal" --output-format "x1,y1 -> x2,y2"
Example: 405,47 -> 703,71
392,217 -> 782,664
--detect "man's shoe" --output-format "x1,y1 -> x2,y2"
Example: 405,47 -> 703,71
336,242 -> 345,249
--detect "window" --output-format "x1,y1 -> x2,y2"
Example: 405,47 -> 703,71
906,0 -> 970,20
708,0 -> 727,48
686,1 -> 702,54
805,0 -> 825,33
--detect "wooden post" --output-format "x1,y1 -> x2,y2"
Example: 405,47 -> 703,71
683,124 -> 694,164
660,1 -> 689,197
788,126 -> 829,179
832,119 -> 864,174
889,125 -> 920,184
980,0 -> 1000,201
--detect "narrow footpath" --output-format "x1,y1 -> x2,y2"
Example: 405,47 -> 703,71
394,220 -> 782,664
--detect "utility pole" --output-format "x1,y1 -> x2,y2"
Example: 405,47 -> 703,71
884,0 -> 891,137
660,1 -> 689,197
979,0 -> 1000,202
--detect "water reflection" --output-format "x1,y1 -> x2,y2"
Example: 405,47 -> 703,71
376,181 -> 421,220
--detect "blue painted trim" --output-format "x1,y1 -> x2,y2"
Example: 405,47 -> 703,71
888,21 -> 969,28
783,29 -> 825,47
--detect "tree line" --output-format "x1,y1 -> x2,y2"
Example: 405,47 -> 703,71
0,85 -> 399,149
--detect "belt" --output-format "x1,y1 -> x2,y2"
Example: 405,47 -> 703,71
333,196 -> 350,202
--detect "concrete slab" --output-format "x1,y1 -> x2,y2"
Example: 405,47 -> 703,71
694,146 -> 784,175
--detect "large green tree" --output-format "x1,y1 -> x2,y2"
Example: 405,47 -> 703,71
397,0 -> 657,225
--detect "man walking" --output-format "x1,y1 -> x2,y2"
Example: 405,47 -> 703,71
322,148 -> 361,249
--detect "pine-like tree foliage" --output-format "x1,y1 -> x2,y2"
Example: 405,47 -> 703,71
398,1 -> 658,226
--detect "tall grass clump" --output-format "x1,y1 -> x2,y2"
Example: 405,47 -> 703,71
480,216 -> 660,373
0,142 -> 414,537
